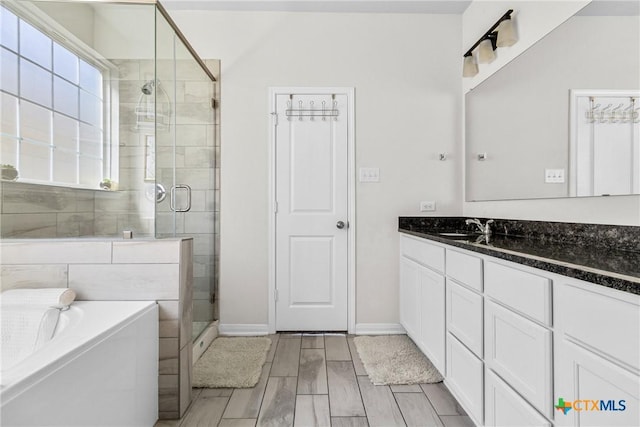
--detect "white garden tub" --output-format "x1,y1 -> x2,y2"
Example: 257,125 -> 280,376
0,301 -> 158,427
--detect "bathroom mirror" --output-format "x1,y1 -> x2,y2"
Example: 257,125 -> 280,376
465,7 -> 640,201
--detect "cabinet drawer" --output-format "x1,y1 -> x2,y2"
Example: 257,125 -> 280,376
557,282 -> 640,371
485,369 -> 551,427
485,301 -> 553,418
446,333 -> 483,425
485,261 -> 551,325
446,249 -> 483,292
400,235 -> 445,273
447,279 -> 483,358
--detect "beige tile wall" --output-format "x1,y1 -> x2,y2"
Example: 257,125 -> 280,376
0,238 -> 194,420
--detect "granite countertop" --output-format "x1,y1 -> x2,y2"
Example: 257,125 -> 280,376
399,217 -> 640,295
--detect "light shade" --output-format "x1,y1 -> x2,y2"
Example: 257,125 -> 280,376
477,39 -> 496,64
462,55 -> 478,78
496,17 -> 518,47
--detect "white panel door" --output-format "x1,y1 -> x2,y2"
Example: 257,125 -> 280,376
275,92 -> 349,331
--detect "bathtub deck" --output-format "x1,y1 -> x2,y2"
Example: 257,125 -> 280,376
155,333 -> 473,427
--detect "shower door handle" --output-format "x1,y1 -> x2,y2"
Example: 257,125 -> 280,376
170,184 -> 192,212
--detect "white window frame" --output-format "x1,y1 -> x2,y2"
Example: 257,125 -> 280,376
1,2 -> 118,190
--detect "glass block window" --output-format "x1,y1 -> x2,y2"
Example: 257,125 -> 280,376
0,4 -> 105,188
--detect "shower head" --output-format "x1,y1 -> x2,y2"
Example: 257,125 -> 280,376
141,81 -> 154,95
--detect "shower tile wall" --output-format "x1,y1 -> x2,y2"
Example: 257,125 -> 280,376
0,57 -> 220,326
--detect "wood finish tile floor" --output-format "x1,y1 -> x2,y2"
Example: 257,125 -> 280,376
155,333 -> 474,427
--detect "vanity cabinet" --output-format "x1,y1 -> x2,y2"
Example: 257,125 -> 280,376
484,261 -> 553,418
484,300 -> 553,418
398,231 -> 640,427
447,279 -> 483,358
554,279 -> 640,427
444,248 -> 485,424
447,331 -> 484,422
399,235 -> 446,374
485,368 -> 551,427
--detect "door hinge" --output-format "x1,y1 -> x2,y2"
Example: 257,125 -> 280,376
211,98 -> 217,109
274,288 -> 279,302
271,112 -> 278,126
274,201 -> 278,213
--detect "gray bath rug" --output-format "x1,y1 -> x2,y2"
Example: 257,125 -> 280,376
353,335 -> 443,385
193,337 -> 272,388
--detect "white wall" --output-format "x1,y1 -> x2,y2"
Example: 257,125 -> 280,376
34,2 -> 96,47
166,10 -> 463,327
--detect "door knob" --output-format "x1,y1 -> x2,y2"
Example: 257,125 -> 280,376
336,221 -> 345,229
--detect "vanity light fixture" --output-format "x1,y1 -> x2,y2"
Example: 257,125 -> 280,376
462,9 -> 517,77
478,35 -> 497,64
497,14 -> 518,47
462,54 -> 479,77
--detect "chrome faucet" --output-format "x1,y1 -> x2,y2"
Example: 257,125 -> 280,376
465,218 -> 494,235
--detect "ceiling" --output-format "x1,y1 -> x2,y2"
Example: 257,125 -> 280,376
161,0 -> 472,14
161,0 -> 640,16
577,0 -> 640,15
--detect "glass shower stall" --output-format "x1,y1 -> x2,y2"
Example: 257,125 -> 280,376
0,0 -> 219,341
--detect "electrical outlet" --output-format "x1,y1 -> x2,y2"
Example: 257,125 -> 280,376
420,201 -> 436,212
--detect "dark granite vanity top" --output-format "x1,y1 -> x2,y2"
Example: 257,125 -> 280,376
399,217 -> 640,295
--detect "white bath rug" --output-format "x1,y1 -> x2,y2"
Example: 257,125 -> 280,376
353,335 -> 443,385
193,337 -> 271,388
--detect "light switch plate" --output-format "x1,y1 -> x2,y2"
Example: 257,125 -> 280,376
359,167 -> 380,183
545,168 -> 565,183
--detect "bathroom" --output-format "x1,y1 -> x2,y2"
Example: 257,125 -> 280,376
0,0 -> 638,426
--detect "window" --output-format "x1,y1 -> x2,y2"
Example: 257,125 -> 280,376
0,5 -> 106,189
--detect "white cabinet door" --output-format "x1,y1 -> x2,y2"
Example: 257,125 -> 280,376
485,368 -> 551,427
446,332 -> 484,425
555,339 -> 639,427
485,300 -> 553,418
399,257 -> 420,339
419,266 -> 446,374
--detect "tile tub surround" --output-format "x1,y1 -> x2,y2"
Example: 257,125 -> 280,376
0,238 -> 194,420
398,217 -> 640,295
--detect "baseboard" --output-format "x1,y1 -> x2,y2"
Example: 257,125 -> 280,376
355,323 -> 406,335
218,323 -> 270,336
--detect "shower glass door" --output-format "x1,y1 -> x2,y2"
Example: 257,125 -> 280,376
155,10 -> 216,341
